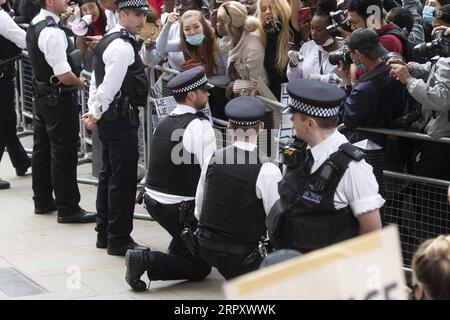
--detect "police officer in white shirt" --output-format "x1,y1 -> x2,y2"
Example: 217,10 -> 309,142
0,0 -> 31,190
82,0 -> 150,256
26,0 -> 95,222
125,66 -> 216,291
195,96 -> 282,279
267,79 -> 383,253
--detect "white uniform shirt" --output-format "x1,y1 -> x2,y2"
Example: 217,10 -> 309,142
0,9 -> 26,49
145,104 -> 217,204
31,9 -> 71,77
87,23 -> 135,120
195,141 -> 283,220
307,130 -> 385,217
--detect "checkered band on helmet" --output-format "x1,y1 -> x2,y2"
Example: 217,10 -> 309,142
289,98 -> 340,118
229,119 -> 260,126
118,0 -> 149,10
171,75 -> 208,94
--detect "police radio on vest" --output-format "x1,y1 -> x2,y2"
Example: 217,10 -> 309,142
71,14 -> 92,37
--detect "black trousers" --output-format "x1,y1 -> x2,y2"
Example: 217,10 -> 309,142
32,94 -> 80,214
0,76 -> 29,170
95,117 -> 138,247
198,241 -> 260,280
143,194 -> 211,281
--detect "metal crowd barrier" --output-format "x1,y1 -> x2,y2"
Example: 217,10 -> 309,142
14,53 -> 450,265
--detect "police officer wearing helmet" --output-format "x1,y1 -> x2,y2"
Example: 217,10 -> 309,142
0,0 -> 32,190
26,0 -> 96,222
124,66 -> 216,291
267,79 -> 383,253
82,0 -> 150,256
195,96 -> 282,280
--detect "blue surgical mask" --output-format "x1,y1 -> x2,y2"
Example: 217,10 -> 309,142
422,6 -> 434,25
186,33 -> 205,46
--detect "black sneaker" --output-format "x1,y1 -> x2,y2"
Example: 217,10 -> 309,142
107,241 -> 148,256
125,248 -> 152,292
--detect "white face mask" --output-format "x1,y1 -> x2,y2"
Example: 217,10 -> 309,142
320,37 -> 334,48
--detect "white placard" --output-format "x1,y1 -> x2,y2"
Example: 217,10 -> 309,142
223,225 -> 407,300
154,96 -> 177,120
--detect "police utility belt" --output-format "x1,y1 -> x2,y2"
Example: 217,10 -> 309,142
32,75 -> 78,106
102,90 -> 139,127
195,228 -> 271,267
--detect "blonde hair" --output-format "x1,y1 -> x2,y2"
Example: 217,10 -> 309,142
179,10 -> 218,77
256,0 -> 292,74
412,235 -> 450,300
217,2 -> 261,43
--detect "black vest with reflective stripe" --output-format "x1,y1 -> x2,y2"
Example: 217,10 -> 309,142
268,142 -> 362,253
199,146 -> 267,245
93,29 -> 148,106
146,112 -> 204,196
25,16 -> 74,82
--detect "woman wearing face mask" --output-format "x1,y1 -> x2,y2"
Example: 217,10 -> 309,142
287,0 -> 342,83
156,9 -> 229,117
411,235 -> 450,300
256,0 -> 301,100
422,0 -> 450,41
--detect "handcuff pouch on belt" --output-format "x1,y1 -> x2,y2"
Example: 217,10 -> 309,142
178,200 -> 198,256
102,91 -> 139,127
32,76 -> 77,106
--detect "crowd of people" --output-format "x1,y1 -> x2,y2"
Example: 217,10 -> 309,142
0,0 -> 449,299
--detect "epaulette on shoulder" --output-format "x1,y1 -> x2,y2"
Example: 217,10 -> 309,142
339,142 -> 365,161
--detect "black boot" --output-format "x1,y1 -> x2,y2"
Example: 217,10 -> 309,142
125,248 -> 152,292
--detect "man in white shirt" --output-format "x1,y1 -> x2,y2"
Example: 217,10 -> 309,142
125,66 -> 216,291
267,79 -> 383,253
26,0 -> 95,222
195,96 -> 282,279
0,0 -> 31,190
82,0 -> 150,256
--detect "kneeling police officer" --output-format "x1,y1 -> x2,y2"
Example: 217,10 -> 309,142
267,79 -> 383,253
195,96 -> 282,279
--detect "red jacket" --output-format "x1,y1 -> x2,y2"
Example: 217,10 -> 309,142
376,23 -> 404,55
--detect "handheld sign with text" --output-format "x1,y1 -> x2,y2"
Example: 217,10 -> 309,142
223,225 -> 407,300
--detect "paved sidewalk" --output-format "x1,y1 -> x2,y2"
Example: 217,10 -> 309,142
0,136 -> 225,300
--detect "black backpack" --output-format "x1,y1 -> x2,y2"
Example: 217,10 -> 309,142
379,25 -> 416,62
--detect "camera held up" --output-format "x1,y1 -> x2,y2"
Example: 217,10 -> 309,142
413,30 -> 450,58
326,10 -> 352,38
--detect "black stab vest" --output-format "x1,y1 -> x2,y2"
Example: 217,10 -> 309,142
199,146 -> 267,245
146,112 -> 205,196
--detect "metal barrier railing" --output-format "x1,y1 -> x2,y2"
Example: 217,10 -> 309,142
13,53 -> 450,265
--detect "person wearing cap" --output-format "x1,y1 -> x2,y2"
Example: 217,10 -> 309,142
82,0 -> 150,255
267,79 -> 383,253
194,96 -> 282,279
0,0 -> 32,190
337,28 -> 408,146
26,0 -> 95,222
388,5 -> 450,181
124,66 -> 215,291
